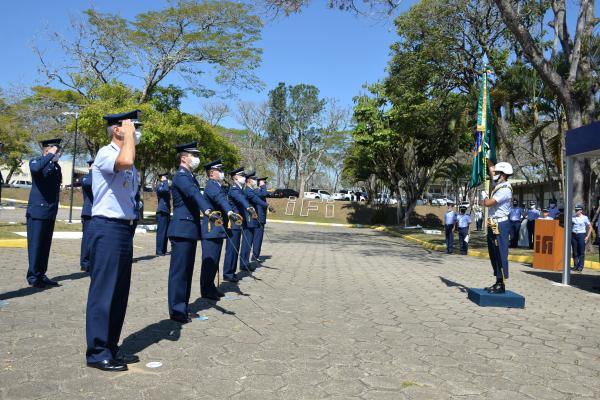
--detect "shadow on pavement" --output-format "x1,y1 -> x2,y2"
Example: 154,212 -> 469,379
133,254 -> 161,264
523,270 -> 600,293
119,319 -> 183,355
0,271 -> 88,301
439,276 -> 469,293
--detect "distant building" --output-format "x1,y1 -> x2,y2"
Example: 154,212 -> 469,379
511,179 -> 562,207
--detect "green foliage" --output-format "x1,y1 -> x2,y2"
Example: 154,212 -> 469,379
0,95 -> 32,175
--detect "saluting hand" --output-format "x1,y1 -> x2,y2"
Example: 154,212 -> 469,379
121,119 -> 135,137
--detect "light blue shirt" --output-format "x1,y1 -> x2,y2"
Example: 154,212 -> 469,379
444,210 -> 457,225
548,206 -> 559,219
572,215 -> 590,234
509,207 -> 523,221
457,214 -> 471,228
91,142 -> 139,220
490,182 -> 512,218
526,208 -> 541,221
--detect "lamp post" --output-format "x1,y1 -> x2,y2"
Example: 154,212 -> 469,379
62,111 -> 79,223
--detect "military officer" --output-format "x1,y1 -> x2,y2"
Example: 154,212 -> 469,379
241,172 -> 269,270
200,159 -> 243,300
254,177 -> 275,260
80,159 -> 94,272
481,161 -> 513,294
456,205 -> 471,255
571,204 -> 591,272
508,199 -> 523,248
155,172 -> 171,256
526,201 -> 540,249
167,142 -> 214,323
548,199 -> 560,219
85,110 -> 142,372
26,138 -> 63,288
443,201 -> 457,254
223,168 -> 257,282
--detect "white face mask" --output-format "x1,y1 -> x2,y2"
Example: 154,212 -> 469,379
238,176 -> 246,185
218,172 -> 225,181
134,129 -> 142,145
492,174 -> 501,182
189,156 -> 200,170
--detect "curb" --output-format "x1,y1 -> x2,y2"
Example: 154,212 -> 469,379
0,239 -> 27,248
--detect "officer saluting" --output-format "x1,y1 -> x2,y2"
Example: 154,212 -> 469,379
85,110 -> 142,372
254,177 -> 275,261
80,159 -> 94,272
167,142 -> 213,323
480,162 -> 513,294
200,160 -> 243,300
26,138 -> 63,288
155,172 -> 171,256
223,167 -> 256,282
443,201 -> 457,254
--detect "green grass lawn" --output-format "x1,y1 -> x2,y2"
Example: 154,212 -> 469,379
0,221 -> 84,239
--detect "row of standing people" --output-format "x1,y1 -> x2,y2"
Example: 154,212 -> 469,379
23,110 -> 275,373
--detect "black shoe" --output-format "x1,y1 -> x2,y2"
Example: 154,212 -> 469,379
42,276 -> 59,286
489,283 -> 506,294
239,265 -> 251,272
223,275 -> 239,283
248,264 -> 257,272
30,280 -> 46,288
87,359 -> 128,372
170,314 -> 192,324
216,289 -> 225,297
485,282 -> 501,292
115,354 -> 139,364
201,293 -> 220,301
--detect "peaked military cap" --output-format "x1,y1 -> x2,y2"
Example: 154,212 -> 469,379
549,199 -> 557,205
174,141 -> 200,154
86,159 -> 94,166
158,172 -> 169,177
40,138 -> 62,147
575,204 -> 584,210
245,170 -> 256,180
103,110 -> 143,126
228,167 -> 245,177
257,176 -> 268,181
542,207 -> 548,212
204,159 -> 223,171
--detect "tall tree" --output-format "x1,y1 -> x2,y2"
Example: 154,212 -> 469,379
266,82 -> 292,187
36,1 -> 263,102
493,0 -> 598,208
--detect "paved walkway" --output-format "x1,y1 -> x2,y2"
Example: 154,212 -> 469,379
1,222 -> 600,399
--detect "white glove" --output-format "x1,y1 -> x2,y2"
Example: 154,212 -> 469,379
480,191 -> 488,200
464,235 -> 470,243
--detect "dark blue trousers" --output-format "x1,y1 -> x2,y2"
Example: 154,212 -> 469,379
487,220 -> 510,279
26,217 -> 56,284
527,220 -> 536,249
240,227 -> 256,268
156,212 -> 170,255
509,220 -> 521,248
253,224 -> 265,258
444,224 -> 454,254
168,238 -> 197,318
86,217 -> 135,363
223,229 -> 242,279
80,217 -> 92,271
571,232 -> 586,270
458,227 -> 469,254
200,238 -> 223,296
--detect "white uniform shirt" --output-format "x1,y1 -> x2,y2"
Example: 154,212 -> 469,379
572,215 -> 590,234
490,182 -> 512,218
91,142 -> 139,220
444,210 -> 457,225
457,214 -> 471,228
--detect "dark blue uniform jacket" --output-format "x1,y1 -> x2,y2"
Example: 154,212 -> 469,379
168,168 -> 211,240
156,181 -> 171,214
243,186 -> 268,229
81,174 -> 93,218
201,179 -> 232,239
228,183 -> 251,230
26,154 -> 62,220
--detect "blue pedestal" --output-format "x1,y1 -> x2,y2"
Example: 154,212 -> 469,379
467,288 -> 525,309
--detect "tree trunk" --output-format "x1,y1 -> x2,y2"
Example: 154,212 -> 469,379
298,169 -> 306,199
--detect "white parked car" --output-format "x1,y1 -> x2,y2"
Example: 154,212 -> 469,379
304,190 -> 332,200
332,190 -> 352,201
9,180 -> 32,188
374,193 -> 398,205
431,197 -> 451,206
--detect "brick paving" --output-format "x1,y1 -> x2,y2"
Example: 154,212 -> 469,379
1,221 -> 600,399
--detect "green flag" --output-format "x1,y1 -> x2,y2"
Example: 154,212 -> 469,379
469,68 -> 496,188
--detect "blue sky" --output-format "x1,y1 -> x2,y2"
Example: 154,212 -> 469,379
0,1 -> 415,128
0,1 -> 591,129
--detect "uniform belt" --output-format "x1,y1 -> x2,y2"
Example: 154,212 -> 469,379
94,216 -> 135,226
492,216 -> 509,222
